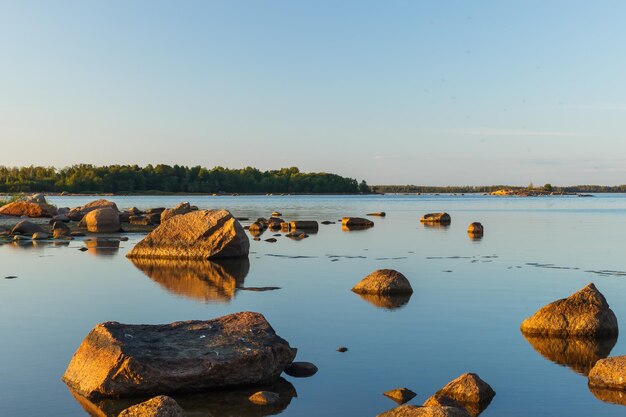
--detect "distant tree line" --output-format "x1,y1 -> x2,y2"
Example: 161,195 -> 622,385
371,184 -> 626,194
0,165 -> 370,194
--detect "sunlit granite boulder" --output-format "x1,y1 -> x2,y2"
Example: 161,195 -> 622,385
352,269 -> 413,295
467,223 -> 483,236
118,396 -> 185,417
420,213 -> 451,224
588,356 -> 626,392
62,312 -> 296,399
384,387 -> 417,405
127,209 -> 249,260
81,208 -> 121,233
520,283 -> 618,338
341,217 -> 374,227
378,405 -> 470,417
423,373 -> 495,417
160,202 -> 192,223
80,199 -> 119,214
0,201 -> 57,218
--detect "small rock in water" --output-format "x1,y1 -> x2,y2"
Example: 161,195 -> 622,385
265,238 -> 277,243
249,391 -> 280,406
384,387 -> 417,404
271,211 -> 283,217
273,234 -> 281,237
337,346 -> 348,352
253,237 -> 261,241
367,212 -> 386,217
5,276 -> 18,279
79,247 -> 88,252
284,361 -> 318,377
352,269 -> 413,295
119,236 -> 129,241
321,221 -> 335,225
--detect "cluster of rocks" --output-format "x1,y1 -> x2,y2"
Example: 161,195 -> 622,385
520,283 -> 626,404
379,373 -> 495,417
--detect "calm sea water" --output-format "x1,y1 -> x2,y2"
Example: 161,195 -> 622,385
2,194 -> 626,417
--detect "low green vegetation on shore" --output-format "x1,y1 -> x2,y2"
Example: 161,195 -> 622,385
0,165 -> 370,194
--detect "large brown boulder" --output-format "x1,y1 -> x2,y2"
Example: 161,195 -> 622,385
52,221 -> 71,239
378,405 -> 470,417
118,396 -> 185,417
0,201 -> 57,218
10,220 -> 45,236
80,199 -> 119,214
588,356 -> 626,391
420,213 -> 451,224
352,269 -> 413,295
127,209 -> 249,260
520,283 -> 618,338
62,312 -> 296,399
160,202 -> 192,223
82,208 -> 121,233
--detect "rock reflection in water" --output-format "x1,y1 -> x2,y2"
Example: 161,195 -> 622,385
355,293 -> 412,310
522,333 -> 616,376
85,239 -> 120,256
589,386 -> 626,407
421,223 -> 450,230
341,225 -> 373,232
70,377 -> 297,417
130,257 -> 250,303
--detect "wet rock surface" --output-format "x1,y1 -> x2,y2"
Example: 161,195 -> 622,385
520,283 -> 618,338
62,312 -> 296,399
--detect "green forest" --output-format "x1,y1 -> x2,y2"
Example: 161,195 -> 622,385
0,165 -> 370,194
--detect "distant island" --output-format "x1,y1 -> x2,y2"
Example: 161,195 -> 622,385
371,183 -> 626,195
0,165 -> 370,194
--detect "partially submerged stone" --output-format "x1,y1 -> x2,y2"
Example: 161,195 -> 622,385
160,202 -> 192,223
342,217 -> 374,227
248,391 -> 280,406
0,201 -> 57,218
378,405 -> 470,417
467,223 -> 483,236
420,213 -> 451,224
520,283 -> 618,338
10,220 -> 45,236
367,212 -> 386,217
284,361 -> 318,377
118,396 -> 185,417
384,387 -> 417,404
588,356 -> 626,392
81,208 -> 121,233
289,221 -> 318,230
127,210 -> 249,260
32,232 -> 48,240
62,312 -> 296,399
424,373 -> 495,417
352,269 -> 413,295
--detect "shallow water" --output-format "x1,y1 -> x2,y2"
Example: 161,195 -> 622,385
2,194 -> 626,416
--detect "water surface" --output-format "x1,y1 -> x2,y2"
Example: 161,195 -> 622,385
2,194 -> 626,416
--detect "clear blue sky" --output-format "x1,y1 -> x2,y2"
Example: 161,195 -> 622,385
1,1 -> 626,185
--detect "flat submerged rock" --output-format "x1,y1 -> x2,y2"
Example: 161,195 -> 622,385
62,312 -> 296,399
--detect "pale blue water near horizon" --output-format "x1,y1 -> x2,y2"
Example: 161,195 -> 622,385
2,194 -> 626,416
